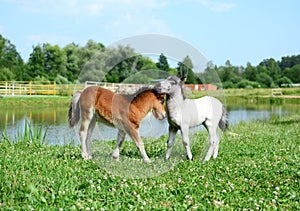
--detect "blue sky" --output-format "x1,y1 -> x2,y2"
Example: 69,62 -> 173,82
0,0 -> 299,66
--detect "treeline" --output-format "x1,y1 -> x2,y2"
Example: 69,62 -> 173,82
1,34 -> 299,88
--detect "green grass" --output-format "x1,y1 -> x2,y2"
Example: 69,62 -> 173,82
1,112 -> 299,210
0,95 -> 70,108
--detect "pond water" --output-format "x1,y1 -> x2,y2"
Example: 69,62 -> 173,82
0,104 -> 297,145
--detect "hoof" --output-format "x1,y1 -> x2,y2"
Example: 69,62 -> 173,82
111,150 -> 120,160
143,158 -> 151,164
111,155 -> 120,161
186,155 -> 193,161
82,153 -> 92,160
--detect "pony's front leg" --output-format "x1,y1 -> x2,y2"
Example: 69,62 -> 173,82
112,130 -> 126,160
181,126 -> 193,160
128,129 -> 151,163
165,127 -> 178,160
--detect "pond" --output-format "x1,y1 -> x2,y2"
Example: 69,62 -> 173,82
0,103 -> 298,145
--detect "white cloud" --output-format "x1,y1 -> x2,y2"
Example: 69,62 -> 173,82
86,3 -> 103,16
197,0 -> 236,12
103,1 -> 170,38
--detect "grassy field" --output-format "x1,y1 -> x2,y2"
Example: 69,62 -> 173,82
0,95 -> 70,108
1,112 -> 299,210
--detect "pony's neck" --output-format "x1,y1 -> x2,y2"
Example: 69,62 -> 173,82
131,91 -> 154,117
168,87 -> 185,102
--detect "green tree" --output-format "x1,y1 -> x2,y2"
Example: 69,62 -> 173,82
77,40 -> 105,73
279,55 -> 300,70
256,72 -> 273,87
79,45 -> 138,83
44,44 -> 67,80
0,34 -> 24,80
243,62 -> 257,81
259,58 -> 281,82
156,53 -> 170,73
26,45 -> 47,79
284,64 -> 300,83
64,43 -> 80,82
0,67 -> 15,80
275,76 -> 292,87
177,56 -> 196,84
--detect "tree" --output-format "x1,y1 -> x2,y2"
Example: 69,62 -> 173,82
44,44 -> 67,80
256,72 -> 273,87
177,56 -> 197,84
259,58 -> 281,82
105,45 -> 140,83
284,64 -> 300,83
156,53 -> 170,73
280,55 -> 300,70
79,45 -> 139,83
0,34 -> 24,80
64,43 -> 80,82
76,40 -> 105,73
243,62 -> 257,81
26,45 -> 47,79
275,76 -> 292,87
0,67 -> 15,80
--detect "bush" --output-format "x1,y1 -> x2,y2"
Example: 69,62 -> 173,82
237,79 -> 260,88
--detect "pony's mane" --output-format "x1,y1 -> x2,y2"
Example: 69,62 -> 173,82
122,86 -> 155,101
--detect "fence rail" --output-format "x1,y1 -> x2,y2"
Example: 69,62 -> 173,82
0,81 -> 217,97
0,81 -> 145,96
0,81 -> 83,96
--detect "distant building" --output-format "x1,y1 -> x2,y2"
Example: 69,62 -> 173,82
184,84 -> 218,91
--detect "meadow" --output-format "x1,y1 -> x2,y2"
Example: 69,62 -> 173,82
0,110 -> 299,210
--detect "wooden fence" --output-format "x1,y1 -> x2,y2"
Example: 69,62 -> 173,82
0,81 -> 145,96
0,81 -> 217,96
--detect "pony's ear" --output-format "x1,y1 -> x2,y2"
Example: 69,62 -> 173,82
181,76 -> 187,83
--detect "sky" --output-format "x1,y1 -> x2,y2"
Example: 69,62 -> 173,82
0,0 -> 299,67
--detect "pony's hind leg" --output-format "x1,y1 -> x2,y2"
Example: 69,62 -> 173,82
213,132 -> 220,159
204,125 -> 219,162
79,119 -> 89,160
85,117 -> 96,159
79,109 -> 94,160
165,126 -> 178,160
112,130 -> 126,160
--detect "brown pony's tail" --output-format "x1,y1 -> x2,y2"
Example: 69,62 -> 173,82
68,91 -> 82,128
219,105 -> 229,131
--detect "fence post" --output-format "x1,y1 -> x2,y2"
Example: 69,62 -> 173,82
12,82 -> 14,96
54,81 -> 56,95
29,81 -> 32,95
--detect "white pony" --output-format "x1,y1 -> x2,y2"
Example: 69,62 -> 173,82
155,76 -> 228,162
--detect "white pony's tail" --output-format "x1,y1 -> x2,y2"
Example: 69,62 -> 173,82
68,91 -> 82,128
219,105 -> 229,131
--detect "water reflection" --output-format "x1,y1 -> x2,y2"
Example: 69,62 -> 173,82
0,104 -> 297,145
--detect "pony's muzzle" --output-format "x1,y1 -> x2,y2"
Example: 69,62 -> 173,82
154,83 -> 166,94
153,110 -> 166,120
160,111 -> 167,120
